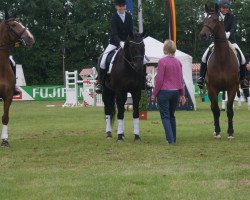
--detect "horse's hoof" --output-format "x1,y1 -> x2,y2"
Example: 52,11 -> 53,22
106,131 -> 112,138
117,134 -> 124,143
1,139 -> 10,147
213,132 -> 221,139
227,135 -> 235,140
134,135 -> 141,144
117,138 -> 124,143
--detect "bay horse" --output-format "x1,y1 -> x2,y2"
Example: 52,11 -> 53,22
200,4 -> 239,140
0,12 -> 35,147
99,32 -> 145,143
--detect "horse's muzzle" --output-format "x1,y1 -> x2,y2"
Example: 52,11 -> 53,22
200,32 -> 210,41
21,35 -> 35,46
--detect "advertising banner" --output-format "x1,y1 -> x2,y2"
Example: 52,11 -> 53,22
13,85 -> 83,101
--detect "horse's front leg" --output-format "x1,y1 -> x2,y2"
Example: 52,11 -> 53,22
208,90 -> 221,139
102,87 -> 115,138
1,98 -> 12,147
227,88 -> 237,140
116,92 -> 127,142
131,91 -> 141,143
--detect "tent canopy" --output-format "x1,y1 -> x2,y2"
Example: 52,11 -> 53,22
144,36 -> 196,110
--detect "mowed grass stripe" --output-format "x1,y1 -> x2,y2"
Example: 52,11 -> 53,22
0,99 -> 249,200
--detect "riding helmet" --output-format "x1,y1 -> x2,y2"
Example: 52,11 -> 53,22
115,0 -> 126,6
218,0 -> 231,8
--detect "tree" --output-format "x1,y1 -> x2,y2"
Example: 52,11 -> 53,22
1,0 -> 249,85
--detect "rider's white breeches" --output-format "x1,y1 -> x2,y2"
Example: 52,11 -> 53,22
231,43 -> 246,65
9,55 -> 16,66
202,43 -> 246,65
201,43 -> 214,63
100,44 -> 117,69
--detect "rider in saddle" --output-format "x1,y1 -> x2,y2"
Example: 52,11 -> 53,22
197,0 -> 248,89
9,55 -> 20,96
95,0 -> 134,94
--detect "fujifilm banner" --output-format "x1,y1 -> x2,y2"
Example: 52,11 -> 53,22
13,86 -> 84,101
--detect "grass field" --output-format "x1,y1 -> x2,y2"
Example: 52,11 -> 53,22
0,99 -> 249,200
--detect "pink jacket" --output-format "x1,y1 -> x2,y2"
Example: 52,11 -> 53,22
153,56 -> 185,97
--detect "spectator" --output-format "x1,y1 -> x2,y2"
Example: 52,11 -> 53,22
151,40 -> 186,145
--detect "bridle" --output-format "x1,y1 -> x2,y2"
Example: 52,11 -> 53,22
0,18 -> 28,50
123,40 -> 145,71
203,12 -> 227,43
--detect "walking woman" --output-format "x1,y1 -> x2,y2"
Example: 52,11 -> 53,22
151,40 -> 186,145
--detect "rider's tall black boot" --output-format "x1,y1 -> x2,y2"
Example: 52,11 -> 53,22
197,62 -> 207,89
240,64 -> 249,89
9,59 -> 20,96
95,68 -> 106,94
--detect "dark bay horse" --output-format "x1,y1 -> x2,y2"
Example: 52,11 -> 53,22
0,13 -> 35,147
200,4 -> 239,140
100,32 -> 145,143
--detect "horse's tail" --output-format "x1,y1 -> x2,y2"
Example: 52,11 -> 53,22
96,55 -> 102,80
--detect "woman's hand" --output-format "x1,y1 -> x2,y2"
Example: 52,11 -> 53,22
179,95 -> 186,106
151,95 -> 156,102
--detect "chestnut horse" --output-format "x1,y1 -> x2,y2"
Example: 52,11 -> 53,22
0,13 -> 35,147
200,4 -> 239,140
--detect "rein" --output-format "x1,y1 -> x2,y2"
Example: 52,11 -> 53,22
0,19 -> 27,51
123,40 -> 144,72
203,14 -> 227,43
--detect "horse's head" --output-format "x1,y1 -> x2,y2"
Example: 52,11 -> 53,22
124,32 -> 145,73
200,3 -> 222,41
2,11 -> 35,46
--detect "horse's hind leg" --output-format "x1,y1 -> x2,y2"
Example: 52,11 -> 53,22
131,91 -> 141,143
236,89 -> 241,109
116,92 -> 127,142
1,99 -> 12,147
227,89 -> 237,140
102,88 -> 115,138
208,90 -> 221,139
241,86 -> 250,110
221,91 -> 226,111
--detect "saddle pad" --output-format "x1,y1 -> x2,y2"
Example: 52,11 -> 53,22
107,48 -> 121,74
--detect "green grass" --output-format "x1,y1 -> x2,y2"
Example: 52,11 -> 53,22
0,99 -> 249,200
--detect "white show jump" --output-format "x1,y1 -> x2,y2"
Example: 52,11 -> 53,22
62,70 -> 82,107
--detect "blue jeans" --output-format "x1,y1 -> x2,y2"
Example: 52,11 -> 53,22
157,90 -> 180,144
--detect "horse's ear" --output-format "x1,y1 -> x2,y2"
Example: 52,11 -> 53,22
4,10 -> 17,19
129,31 -> 134,39
215,3 -> 220,13
4,10 -> 10,20
140,30 -> 147,38
205,4 -> 209,13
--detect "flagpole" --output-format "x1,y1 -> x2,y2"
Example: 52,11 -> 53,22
138,0 -> 143,33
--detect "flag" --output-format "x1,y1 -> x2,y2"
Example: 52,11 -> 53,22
126,0 -> 133,15
167,0 -> 176,43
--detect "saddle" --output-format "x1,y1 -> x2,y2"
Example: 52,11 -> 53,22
105,49 -> 116,70
206,42 -> 240,67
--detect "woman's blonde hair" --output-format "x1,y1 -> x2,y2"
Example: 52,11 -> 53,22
163,40 -> 176,55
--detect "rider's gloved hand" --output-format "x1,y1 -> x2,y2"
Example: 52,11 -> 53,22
225,32 -> 230,39
120,41 -> 125,48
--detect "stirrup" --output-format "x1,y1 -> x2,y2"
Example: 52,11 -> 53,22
95,83 -> 103,94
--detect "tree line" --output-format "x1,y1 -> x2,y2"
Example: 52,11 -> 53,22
1,0 -> 250,85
